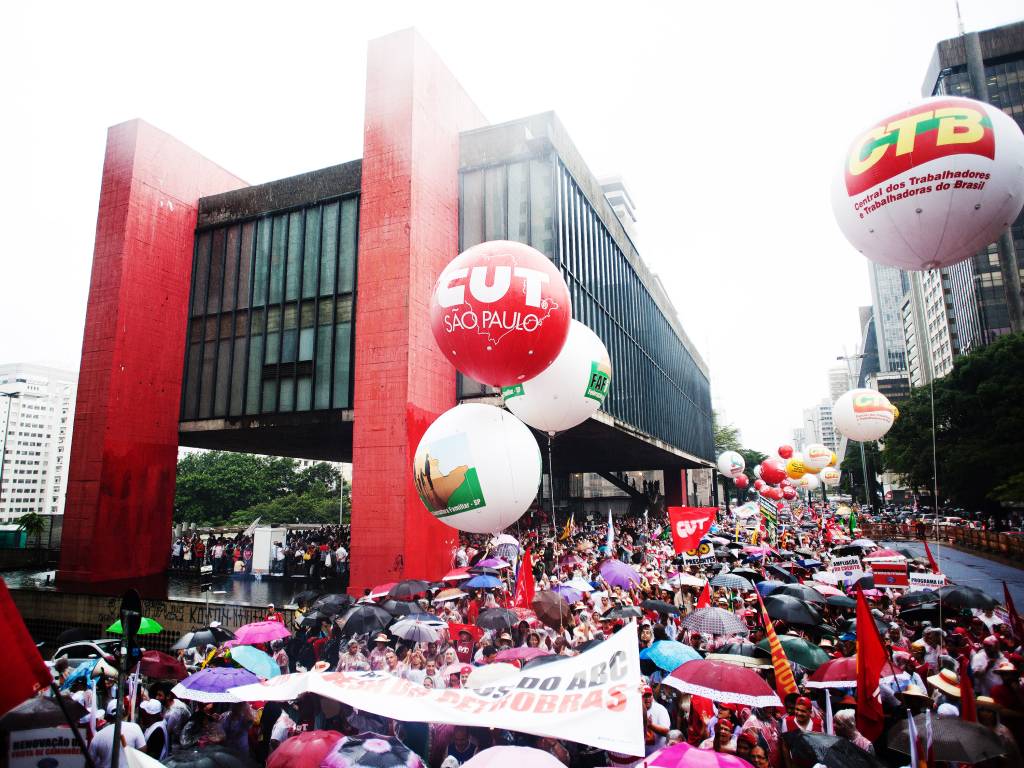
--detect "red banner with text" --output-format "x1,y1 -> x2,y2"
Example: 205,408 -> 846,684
668,507 -> 717,554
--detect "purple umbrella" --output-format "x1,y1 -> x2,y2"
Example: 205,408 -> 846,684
171,666 -> 259,703
551,585 -> 583,604
599,559 -> 642,589
476,557 -> 510,569
234,620 -> 291,645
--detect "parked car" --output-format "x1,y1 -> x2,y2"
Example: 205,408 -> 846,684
52,639 -> 119,668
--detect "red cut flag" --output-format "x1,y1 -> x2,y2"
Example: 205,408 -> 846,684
923,540 -> 940,574
667,507 -> 716,554
855,586 -> 886,741
0,578 -> 51,716
959,654 -> 977,722
696,581 -> 712,610
1004,582 -> 1024,641
756,592 -> 797,699
513,548 -> 536,609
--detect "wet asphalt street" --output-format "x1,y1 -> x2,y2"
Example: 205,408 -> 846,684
886,540 -> 1024,608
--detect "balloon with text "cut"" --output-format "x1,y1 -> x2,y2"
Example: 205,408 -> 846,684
413,403 -> 541,533
717,451 -> 746,479
430,240 -> 572,387
819,466 -> 841,487
803,443 -> 831,472
831,96 -> 1024,271
833,388 -> 898,442
501,320 -> 611,433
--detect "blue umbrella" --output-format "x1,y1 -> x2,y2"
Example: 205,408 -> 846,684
60,659 -> 99,690
463,574 -> 503,590
755,580 -> 786,597
639,640 -> 702,672
796,558 -> 823,569
229,645 -> 280,679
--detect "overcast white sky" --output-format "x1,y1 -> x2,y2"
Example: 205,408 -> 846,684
2,1 -> 1021,455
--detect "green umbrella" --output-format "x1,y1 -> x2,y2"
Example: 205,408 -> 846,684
107,617 -> 163,635
757,634 -> 829,670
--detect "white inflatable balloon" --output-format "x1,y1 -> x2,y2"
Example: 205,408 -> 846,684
833,388 -> 898,442
803,443 -> 831,471
819,466 -> 841,487
413,403 -> 541,533
716,450 -> 746,479
501,320 -> 611,433
832,96 -> 1024,271
795,474 -> 820,491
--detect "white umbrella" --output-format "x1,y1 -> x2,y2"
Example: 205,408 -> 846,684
666,573 -> 706,588
565,578 -> 595,592
389,619 -> 441,643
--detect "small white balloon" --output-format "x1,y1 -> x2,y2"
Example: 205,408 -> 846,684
413,403 -> 541,534
803,443 -> 831,471
819,467 -> 842,487
795,474 -> 821,491
833,388 -> 898,442
716,451 -> 746,479
501,320 -> 611,433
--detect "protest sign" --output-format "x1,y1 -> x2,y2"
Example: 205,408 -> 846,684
871,561 -> 909,587
668,507 -> 716,554
676,542 -> 717,566
829,555 -> 861,579
907,572 -> 947,589
8,728 -> 84,768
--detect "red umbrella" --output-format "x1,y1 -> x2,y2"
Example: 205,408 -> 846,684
267,730 -> 344,768
862,549 -> 905,561
447,622 -> 484,642
137,650 -> 187,681
663,660 -> 781,707
804,657 -> 857,689
442,567 -> 472,582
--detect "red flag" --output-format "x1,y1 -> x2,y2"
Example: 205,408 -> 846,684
513,548 -> 535,609
0,578 -> 51,716
855,586 -> 886,741
1004,582 -> 1024,641
756,592 -> 797,699
696,582 -> 712,609
668,507 -> 716,554
959,654 -> 977,722
923,540 -> 940,574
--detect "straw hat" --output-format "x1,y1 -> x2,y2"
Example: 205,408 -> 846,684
927,668 -> 961,698
898,684 -> 933,702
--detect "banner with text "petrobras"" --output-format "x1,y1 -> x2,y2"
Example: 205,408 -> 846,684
230,622 -> 645,756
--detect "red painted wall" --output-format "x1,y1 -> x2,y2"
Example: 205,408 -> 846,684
59,121 -> 245,584
349,30 -> 486,594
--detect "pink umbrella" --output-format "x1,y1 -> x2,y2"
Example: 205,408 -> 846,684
234,620 -> 291,645
646,742 -> 754,767
461,746 -> 565,767
442,567 -> 471,582
493,646 -> 552,663
742,546 -> 773,555
804,657 -> 857,689
369,582 -> 397,598
809,583 -> 844,597
663,659 -> 781,707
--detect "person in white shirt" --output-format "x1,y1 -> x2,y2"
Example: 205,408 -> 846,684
643,685 -> 671,755
139,699 -> 169,760
88,715 -> 146,768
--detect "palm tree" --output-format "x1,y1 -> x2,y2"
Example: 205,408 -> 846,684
17,512 -> 47,563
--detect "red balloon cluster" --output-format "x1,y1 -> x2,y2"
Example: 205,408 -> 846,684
733,474 -> 749,489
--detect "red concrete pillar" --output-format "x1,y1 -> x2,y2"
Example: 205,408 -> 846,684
350,30 -> 486,594
59,121 -> 245,584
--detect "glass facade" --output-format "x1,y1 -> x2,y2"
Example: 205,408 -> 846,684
181,195 -> 358,421
459,152 -> 714,460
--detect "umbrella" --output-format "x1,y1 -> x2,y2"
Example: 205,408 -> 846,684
551,585 -> 583,604
564,577 -> 595,592
808,583 -> 844,597
783,731 -> 885,768
467,566 -> 501,577
367,582 -> 397,599
897,590 -> 939,607
267,730 -> 344,768
171,626 -> 237,651
463,575 -> 503,590
665,573 -> 706,588
234,621 -> 291,645
850,538 -> 877,548
762,595 -> 821,625
389,619 -> 441,643
729,567 -> 763,582
888,714 -> 1007,764
163,745 -> 258,768
380,600 -> 427,617
137,649 -> 187,680
291,590 -> 322,607
825,594 -> 857,609
640,640 -> 701,672
599,559 -> 642,588
756,635 -> 829,670
842,615 -> 887,635
229,645 -> 280,678
337,605 -> 392,637
717,641 -> 770,659
532,591 -> 573,629
172,667 -> 259,703
494,646 -> 552,663
804,657 -> 857,688
0,695 -> 88,730
54,627 -> 94,646
298,610 -> 333,629
742,546 -> 773,556
710,573 -> 754,590
755,580 -> 787,597
387,579 -> 431,601
772,584 -> 827,605
704,653 -> 771,669
765,565 -> 798,583
559,554 -> 585,567
433,588 -> 467,602
107,617 -> 163,635
641,599 -> 680,616
898,605 -> 944,624
311,594 -> 353,616
476,608 -> 518,632
461,746 -> 565,767
862,548 -> 904,561
323,732 -> 425,767
603,606 -> 643,620
475,557 -> 510,569
442,567 -> 472,582
646,741 -> 758,767
663,659 -> 781,707
936,584 -> 998,610
60,658 -> 118,689
831,545 -> 867,556
680,608 -> 748,636
447,622 -> 484,642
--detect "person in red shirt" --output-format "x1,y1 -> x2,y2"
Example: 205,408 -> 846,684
780,697 -> 823,734
454,630 -> 475,664
266,604 -> 284,624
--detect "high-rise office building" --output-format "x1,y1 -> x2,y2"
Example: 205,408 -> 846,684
0,364 -> 77,522
828,366 -> 850,404
868,263 -> 910,372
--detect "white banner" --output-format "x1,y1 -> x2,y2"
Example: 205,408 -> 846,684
829,555 -> 861,572
908,573 -> 947,588
863,555 -> 906,565
9,728 -> 84,768
231,622 -> 645,756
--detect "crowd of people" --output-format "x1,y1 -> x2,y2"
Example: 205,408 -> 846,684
38,505 -> 1024,766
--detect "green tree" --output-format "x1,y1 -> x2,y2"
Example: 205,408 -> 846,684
713,412 -> 743,454
294,462 -> 343,496
229,491 -> 343,526
839,441 -> 883,507
18,512 -> 47,556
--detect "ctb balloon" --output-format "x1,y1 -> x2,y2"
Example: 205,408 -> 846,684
717,451 -> 746,479
430,240 -> 572,386
833,388 -> 898,441
763,487 -> 784,501
819,467 -> 841,487
832,96 -> 1024,271
502,320 -> 611,433
413,403 -> 541,533
804,443 -> 831,471
759,458 -> 788,486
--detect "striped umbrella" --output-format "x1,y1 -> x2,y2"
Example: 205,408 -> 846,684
710,573 -> 754,590
680,608 -> 748,636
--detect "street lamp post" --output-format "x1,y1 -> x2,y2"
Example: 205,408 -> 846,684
836,355 -> 873,514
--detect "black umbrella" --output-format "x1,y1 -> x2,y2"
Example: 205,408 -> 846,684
898,605 -> 944,624
387,579 -> 431,601
0,695 -> 88,730
532,591 -> 573,630
773,583 -> 827,605
762,595 -> 821,626
311,593 -> 354,616
717,641 -> 770,659
641,599 -> 680,616
937,584 -> 998,610
380,599 -> 427,617
795,548 -> 817,558
896,590 -> 939,608
831,544 -> 869,556
765,565 -> 798,584
164,745 -> 258,768
291,590 -> 321,607
576,637 -> 605,652
603,606 -> 643,620
54,627 -> 95,647
710,573 -> 754,590
170,626 -> 236,651
729,567 -> 763,582
298,610 -> 332,629
854,575 -> 875,590
825,594 -> 857,609
783,731 -> 885,768
842,615 -> 887,635
476,608 -> 518,632
888,714 -> 1007,764
523,654 -> 568,671
337,605 -> 392,637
